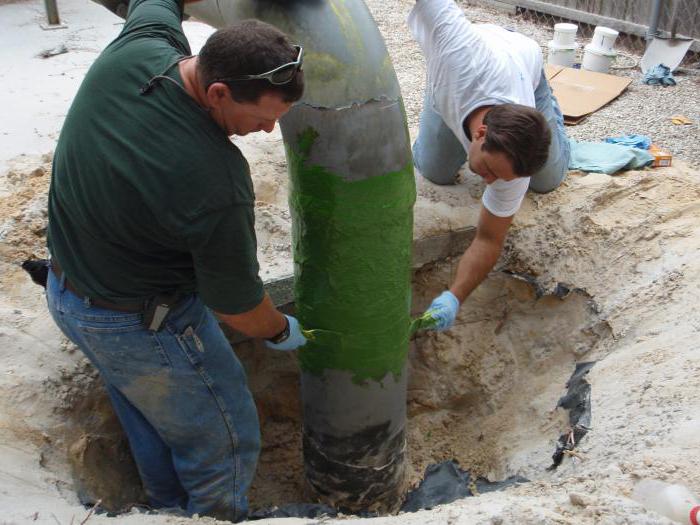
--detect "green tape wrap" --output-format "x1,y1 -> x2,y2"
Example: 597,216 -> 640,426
287,128 -> 416,382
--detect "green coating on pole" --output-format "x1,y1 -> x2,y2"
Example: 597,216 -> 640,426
287,128 -> 416,383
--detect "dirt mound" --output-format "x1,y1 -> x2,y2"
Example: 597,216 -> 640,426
2,157 -> 699,524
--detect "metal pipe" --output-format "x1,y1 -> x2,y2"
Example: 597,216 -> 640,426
186,0 -> 415,513
647,0 -> 663,41
43,0 -> 61,26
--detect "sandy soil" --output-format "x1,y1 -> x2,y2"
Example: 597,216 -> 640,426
1,0 -> 699,524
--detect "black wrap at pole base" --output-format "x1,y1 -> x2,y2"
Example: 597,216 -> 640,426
300,368 -> 408,513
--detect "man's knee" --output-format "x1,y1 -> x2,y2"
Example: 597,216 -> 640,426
529,173 -> 563,193
529,122 -> 571,194
412,142 -> 461,186
529,155 -> 568,193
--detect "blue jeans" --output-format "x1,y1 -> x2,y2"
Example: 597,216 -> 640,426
46,268 -> 260,522
413,71 -> 571,193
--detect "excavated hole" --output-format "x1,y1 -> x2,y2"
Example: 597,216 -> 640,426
50,256 -> 611,515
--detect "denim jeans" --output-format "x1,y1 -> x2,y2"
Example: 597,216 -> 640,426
413,70 -> 571,193
46,268 -> 260,522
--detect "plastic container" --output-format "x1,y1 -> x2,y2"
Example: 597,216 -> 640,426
591,26 -> 619,53
547,41 -> 578,67
553,23 -> 578,46
632,480 -> 700,525
582,44 -> 616,73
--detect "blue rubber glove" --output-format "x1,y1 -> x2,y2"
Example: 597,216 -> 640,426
265,315 -> 308,351
424,291 -> 460,331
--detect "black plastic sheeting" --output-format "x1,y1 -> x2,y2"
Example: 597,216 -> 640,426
401,460 -> 529,513
247,461 -> 528,519
549,361 -> 596,470
21,258 -> 49,288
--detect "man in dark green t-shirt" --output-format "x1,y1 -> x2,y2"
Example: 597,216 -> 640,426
45,0 -> 306,520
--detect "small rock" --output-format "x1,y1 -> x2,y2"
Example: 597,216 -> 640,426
490,516 -> 504,525
601,463 -> 623,478
569,492 -> 591,507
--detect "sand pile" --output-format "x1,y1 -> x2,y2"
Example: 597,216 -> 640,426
2,150 -> 699,524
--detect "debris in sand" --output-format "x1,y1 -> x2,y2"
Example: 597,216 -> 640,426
37,44 -> 68,58
78,498 -> 102,525
670,115 -> 693,125
550,362 -> 595,470
249,503 -> 337,520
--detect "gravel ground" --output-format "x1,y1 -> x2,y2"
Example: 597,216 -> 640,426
372,0 -> 700,167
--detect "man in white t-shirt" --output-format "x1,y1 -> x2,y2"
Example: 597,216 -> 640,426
414,0 -> 571,330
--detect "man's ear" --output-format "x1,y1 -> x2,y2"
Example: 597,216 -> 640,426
205,82 -> 230,108
474,124 -> 487,142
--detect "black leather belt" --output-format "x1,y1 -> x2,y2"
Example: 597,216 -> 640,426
51,260 -> 145,313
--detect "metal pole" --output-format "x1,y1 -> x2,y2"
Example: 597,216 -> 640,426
186,0 -> 414,513
646,0 -> 663,41
41,0 -> 67,29
44,0 -> 60,25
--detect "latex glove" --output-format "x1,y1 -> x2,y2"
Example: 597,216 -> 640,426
265,315 -> 308,351
423,291 -> 460,331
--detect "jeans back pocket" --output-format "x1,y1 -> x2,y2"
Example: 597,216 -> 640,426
78,316 -> 172,372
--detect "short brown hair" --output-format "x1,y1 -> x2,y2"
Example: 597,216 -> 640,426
480,104 -> 551,177
198,19 -> 304,104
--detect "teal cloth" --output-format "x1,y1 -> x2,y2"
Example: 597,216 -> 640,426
643,64 -> 677,86
604,134 -> 651,150
568,138 -> 654,174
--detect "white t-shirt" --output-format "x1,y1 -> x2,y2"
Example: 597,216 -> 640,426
408,0 -> 544,217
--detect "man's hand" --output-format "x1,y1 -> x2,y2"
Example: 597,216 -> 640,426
422,290 -> 460,331
265,315 -> 308,351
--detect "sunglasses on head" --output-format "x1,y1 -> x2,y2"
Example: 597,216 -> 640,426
211,45 -> 303,87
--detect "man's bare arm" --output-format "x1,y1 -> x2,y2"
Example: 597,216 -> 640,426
215,293 -> 287,339
449,205 -> 513,303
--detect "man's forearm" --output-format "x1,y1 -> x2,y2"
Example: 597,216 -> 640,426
216,293 -> 287,339
449,236 -> 503,303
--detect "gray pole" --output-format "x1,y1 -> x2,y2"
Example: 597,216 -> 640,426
41,0 -> 67,29
646,0 -> 663,41
45,0 -> 60,25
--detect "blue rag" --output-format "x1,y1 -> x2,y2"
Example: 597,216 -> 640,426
642,64 -> 676,86
604,134 -> 652,150
568,139 -> 654,174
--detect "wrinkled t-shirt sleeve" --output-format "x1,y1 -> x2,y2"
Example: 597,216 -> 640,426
482,177 -> 530,218
408,0 -> 490,63
119,0 -> 189,53
408,0 -> 506,150
186,206 -> 265,315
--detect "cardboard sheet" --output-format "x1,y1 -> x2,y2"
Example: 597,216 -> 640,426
544,64 -> 563,81
546,66 -> 632,125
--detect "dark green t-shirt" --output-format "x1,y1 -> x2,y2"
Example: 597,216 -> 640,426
48,0 -> 264,314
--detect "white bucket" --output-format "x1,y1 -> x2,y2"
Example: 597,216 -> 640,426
582,44 -> 616,73
553,23 -> 578,46
591,26 -> 619,53
547,41 -> 578,67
